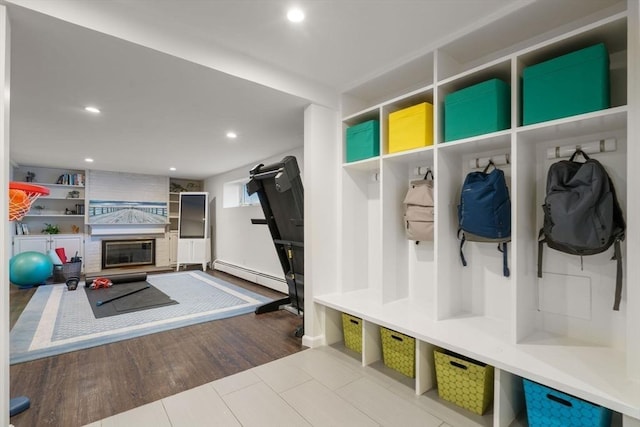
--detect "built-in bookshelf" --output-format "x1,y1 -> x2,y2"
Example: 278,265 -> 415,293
11,165 -> 86,236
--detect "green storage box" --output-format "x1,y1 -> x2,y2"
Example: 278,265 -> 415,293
341,313 -> 362,353
380,327 -> 415,378
346,120 -> 379,163
444,78 -> 510,142
523,43 -> 610,125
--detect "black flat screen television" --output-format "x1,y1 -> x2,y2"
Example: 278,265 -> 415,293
179,194 -> 206,238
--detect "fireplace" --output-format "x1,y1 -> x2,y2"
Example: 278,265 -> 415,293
102,239 -> 155,269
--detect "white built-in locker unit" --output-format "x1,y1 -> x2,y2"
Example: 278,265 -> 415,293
310,1 -> 640,425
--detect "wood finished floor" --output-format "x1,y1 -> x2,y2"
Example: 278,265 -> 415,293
9,270 -> 305,427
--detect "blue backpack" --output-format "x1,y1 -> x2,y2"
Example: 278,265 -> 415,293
458,161 -> 511,277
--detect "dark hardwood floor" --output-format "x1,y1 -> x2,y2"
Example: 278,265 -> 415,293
9,269 -> 305,427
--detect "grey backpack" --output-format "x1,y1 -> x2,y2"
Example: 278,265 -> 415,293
538,149 -> 626,310
404,170 -> 434,243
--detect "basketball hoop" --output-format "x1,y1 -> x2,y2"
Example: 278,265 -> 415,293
9,181 -> 50,222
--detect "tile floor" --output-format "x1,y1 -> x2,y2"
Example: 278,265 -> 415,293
83,345 -> 497,427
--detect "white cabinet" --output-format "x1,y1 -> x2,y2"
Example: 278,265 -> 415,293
176,238 -> 210,270
12,235 -> 50,254
176,192 -> 210,270
50,235 -> 83,262
313,2 -> 640,426
168,179 -> 204,268
13,234 -> 84,263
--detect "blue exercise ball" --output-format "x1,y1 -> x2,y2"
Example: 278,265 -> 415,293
10,251 -> 53,288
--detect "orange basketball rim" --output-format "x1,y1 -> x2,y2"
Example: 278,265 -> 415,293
8,181 -> 49,222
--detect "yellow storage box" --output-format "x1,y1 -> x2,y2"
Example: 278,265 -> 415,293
434,349 -> 494,415
388,102 -> 434,153
380,327 -> 415,378
341,313 -> 363,353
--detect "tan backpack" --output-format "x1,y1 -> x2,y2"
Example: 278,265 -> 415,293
403,170 -> 434,243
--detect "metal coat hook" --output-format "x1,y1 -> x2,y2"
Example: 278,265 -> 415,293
546,138 -> 616,159
468,153 -> 510,169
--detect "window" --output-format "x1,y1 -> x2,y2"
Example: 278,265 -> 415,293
241,183 -> 260,206
223,179 -> 260,208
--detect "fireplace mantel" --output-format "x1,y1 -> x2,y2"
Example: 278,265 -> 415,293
89,224 -> 167,236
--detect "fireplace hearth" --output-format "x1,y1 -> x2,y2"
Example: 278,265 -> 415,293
102,239 -> 155,269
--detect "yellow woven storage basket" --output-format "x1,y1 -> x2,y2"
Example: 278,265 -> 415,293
380,327 -> 415,378
341,313 -> 363,353
434,349 -> 494,415
388,102 -> 434,153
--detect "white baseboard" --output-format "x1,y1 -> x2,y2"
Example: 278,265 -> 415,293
302,334 -> 324,348
213,260 -> 288,294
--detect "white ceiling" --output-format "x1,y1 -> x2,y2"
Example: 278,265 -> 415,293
7,0 -> 526,179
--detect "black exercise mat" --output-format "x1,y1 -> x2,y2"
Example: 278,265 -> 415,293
84,281 -> 178,319
85,272 -> 148,287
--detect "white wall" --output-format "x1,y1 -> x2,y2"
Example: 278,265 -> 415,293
302,104 -> 339,348
1,5 -> 10,424
204,147 -> 304,288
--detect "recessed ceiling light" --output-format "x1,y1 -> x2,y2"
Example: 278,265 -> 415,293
84,106 -> 101,114
287,8 -> 304,23
85,158 -> 94,163
226,131 -> 238,139
169,167 -> 176,171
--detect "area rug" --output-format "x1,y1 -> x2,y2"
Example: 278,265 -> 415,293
10,271 -> 272,364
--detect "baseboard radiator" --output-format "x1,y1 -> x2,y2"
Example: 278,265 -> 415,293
212,260 -> 288,294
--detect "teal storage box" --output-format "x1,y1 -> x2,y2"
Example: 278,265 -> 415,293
523,379 -> 612,427
523,43 -> 609,125
444,78 -> 510,142
346,120 -> 379,162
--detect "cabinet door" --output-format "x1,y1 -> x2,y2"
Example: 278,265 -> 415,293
13,236 -> 51,256
191,239 -> 208,262
50,235 -> 83,263
169,231 -> 178,265
177,239 -> 193,263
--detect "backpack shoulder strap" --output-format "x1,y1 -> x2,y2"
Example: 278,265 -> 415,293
458,229 -> 467,267
537,228 -> 545,278
497,242 -> 510,277
612,239 -> 623,311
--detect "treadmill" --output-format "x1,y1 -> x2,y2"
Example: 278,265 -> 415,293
247,156 -> 304,337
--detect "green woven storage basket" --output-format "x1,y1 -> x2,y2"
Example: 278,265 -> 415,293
434,350 -> 494,415
380,327 -> 415,378
341,313 -> 362,353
